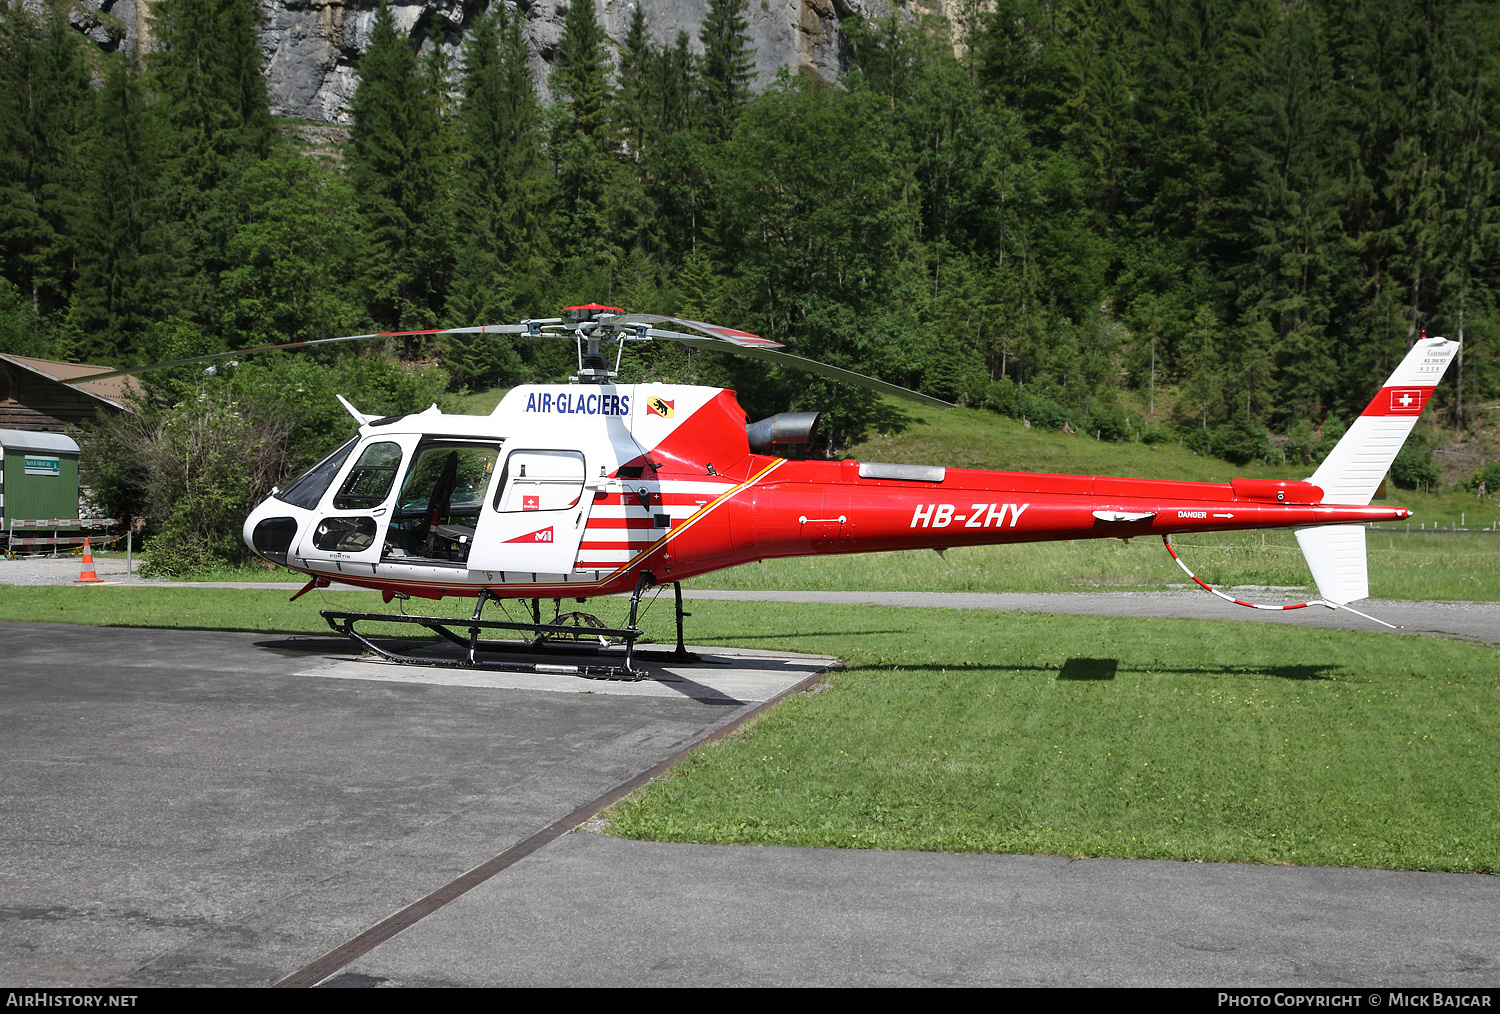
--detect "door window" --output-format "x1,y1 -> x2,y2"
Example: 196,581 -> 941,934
332,441 -> 403,509
493,450 -> 585,512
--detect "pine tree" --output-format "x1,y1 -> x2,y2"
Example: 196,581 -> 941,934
1234,0 -> 1340,423
0,1 -> 94,322
1180,304 -> 1225,432
145,0 -> 273,331
551,0 -> 612,146
698,0 -> 755,142
446,5 -> 545,382
654,31 -> 700,137
639,29 -> 711,259
76,55 -> 182,360
348,0 -> 449,329
456,6 -> 545,268
1435,2 -> 1499,433
547,0 -> 620,275
616,4 -> 653,156
149,0 -> 272,172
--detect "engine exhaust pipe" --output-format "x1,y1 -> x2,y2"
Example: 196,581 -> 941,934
746,411 -> 820,451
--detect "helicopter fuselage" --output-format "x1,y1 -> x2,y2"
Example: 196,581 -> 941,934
242,381 -> 1409,602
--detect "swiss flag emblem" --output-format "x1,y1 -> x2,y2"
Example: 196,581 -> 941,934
522,495 -> 540,510
1389,389 -> 1424,413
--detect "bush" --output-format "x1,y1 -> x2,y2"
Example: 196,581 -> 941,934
980,377 -> 1080,432
1084,400 -> 1130,442
1315,417 -> 1347,462
1284,419 -> 1320,465
1391,436 -> 1441,491
1183,428 -> 1213,455
1136,421 -> 1168,444
1213,409 -> 1274,466
80,392 -> 294,576
1464,462 -> 1500,495
77,351 -> 452,576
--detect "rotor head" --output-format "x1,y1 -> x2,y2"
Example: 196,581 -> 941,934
564,304 -> 625,323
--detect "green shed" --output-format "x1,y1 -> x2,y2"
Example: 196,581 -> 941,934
0,428 -> 81,530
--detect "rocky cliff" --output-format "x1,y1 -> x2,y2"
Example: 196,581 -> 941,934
43,0 -> 959,124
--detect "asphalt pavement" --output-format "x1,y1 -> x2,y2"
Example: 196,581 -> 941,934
338,833 -> 1500,988
0,622 -> 825,986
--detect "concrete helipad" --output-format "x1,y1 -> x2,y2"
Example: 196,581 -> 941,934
299,646 -> 830,705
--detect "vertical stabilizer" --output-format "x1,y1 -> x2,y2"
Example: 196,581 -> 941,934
1295,336 -> 1458,605
1307,337 -> 1460,505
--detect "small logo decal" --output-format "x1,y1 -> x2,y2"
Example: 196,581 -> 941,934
522,495 -> 540,511
1389,388 -> 1424,413
647,396 -> 675,418
505,526 -> 554,544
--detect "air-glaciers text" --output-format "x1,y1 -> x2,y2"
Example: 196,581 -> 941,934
524,392 -> 630,416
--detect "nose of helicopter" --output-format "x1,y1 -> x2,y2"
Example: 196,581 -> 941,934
243,494 -> 302,566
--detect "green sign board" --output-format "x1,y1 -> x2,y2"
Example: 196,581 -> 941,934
24,455 -> 60,476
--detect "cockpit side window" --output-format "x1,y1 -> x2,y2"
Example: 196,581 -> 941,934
275,437 -> 357,510
332,441 -> 403,509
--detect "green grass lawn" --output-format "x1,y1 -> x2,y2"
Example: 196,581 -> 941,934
605,602 -> 1500,875
2,587 -> 1495,874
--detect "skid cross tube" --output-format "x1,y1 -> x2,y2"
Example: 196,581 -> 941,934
624,571 -> 655,672
321,594 -> 647,680
669,582 -> 699,662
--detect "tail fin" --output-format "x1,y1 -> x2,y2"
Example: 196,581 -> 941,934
1306,336 -> 1460,504
1295,336 -> 1460,604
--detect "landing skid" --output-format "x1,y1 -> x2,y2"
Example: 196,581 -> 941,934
320,576 -> 702,680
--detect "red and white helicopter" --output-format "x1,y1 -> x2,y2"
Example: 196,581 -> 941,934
72,304 -> 1459,678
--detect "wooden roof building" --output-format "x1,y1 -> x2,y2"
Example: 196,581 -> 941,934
0,354 -> 140,433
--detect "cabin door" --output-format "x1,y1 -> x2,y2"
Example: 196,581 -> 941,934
468,448 -> 593,577
297,438 -> 405,574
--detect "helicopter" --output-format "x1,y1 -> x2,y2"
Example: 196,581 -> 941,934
67,305 -> 1459,679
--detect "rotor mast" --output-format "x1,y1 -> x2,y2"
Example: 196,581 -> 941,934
566,303 -> 627,385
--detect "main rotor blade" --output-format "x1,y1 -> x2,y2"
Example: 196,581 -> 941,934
618,314 -> 785,348
647,330 -> 953,408
58,324 -> 534,385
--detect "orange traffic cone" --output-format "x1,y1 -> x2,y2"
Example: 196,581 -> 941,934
74,537 -> 102,583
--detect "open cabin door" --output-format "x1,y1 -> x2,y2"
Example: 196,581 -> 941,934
468,448 -> 596,577
379,438 -> 501,567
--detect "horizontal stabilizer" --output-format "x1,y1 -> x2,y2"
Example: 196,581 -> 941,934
1295,525 -> 1368,604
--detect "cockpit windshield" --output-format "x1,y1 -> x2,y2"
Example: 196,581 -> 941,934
274,437 -> 358,510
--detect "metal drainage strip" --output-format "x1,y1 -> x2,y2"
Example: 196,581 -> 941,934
272,663 -> 836,988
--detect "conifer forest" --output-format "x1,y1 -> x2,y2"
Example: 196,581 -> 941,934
3,0 -> 1499,555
